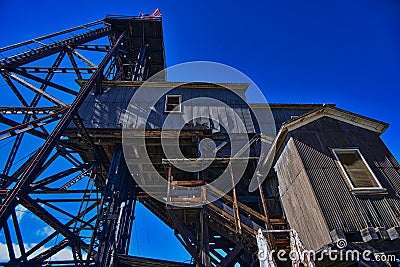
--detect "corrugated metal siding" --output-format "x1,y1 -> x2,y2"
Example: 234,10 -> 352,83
289,116 -> 400,232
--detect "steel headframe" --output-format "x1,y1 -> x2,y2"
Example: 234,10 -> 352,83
0,17 -> 134,266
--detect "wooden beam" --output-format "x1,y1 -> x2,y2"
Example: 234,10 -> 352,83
257,177 -> 276,248
166,166 -> 172,202
199,209 -> 211,266
229,163 -> 241,234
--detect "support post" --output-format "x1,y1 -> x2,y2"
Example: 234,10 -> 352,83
257,175 -> 275,248
167,166 -> 172,203
199,208 -> 211,267
229,162 -> 241,234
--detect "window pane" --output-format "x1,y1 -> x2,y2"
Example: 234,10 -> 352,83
335,150 -> 379,188
168,97 -> 180,104
165,96 -> 181,112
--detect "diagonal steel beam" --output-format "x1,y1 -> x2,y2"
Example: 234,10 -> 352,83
218,244 -> 242,267
20,203 -> 98,262
1,72 -> 30,108
70,48 -> 98,68
12,68 -> 78,96
40,201 -> 95,230
0,27 -> 110,68
21,239 -> 71,266
0,108 -> 66,141
1,50 -> 66,177
67,51 -> 83,80
0,31 -> 126,229
30,162 -> 92,190
19,194 -> 89,251
0,20 -> 104,53
166,207 -> 202,264
4,71 -> 67,107
0,114 -> 48,140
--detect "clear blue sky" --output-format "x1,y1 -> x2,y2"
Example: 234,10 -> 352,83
0,0 -> 399,263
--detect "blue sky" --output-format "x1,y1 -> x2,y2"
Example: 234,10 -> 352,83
0,0 -> 399,263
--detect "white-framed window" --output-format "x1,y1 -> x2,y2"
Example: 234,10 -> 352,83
165,95 -> 182,113
332,148 -> 384,191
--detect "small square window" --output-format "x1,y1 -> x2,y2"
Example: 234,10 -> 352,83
332,148 -> 384,191
165,95 -> 181,113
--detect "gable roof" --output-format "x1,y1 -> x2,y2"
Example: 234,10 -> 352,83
252,106 -> 389,190
282,106 -> 388,134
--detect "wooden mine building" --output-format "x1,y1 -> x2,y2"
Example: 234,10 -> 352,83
0,11 -> 399,267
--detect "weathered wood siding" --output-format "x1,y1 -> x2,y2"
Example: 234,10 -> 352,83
276,116 -> 400,250
75,85 -> 258,133
275,137 -> 332,250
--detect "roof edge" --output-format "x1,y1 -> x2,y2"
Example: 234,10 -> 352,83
250,103 -> 336,109
261,106 -> 389,174
283,106 -> 389,134
76,80 -> 250,90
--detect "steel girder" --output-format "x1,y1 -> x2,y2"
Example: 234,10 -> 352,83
87,147 -> 136,267
0,18 -> 128,266
0,14 -> 283,267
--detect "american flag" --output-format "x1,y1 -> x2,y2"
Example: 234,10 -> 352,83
141,8 -> 162,19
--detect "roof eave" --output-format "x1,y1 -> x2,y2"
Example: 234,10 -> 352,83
263,106 -> 389,171
284,106 -> 389,134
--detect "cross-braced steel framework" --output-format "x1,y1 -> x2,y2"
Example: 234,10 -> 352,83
0,14 -> 289,267
0,15 -> 167,266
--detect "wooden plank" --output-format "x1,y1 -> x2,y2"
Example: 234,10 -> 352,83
229,163 -> 242,234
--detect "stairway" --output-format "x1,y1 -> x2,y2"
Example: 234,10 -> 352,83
165,181 -> 290,251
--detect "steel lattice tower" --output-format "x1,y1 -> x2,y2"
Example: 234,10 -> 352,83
0,13 -> 292,267
3,10 -> 400,267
